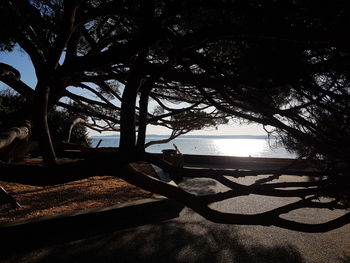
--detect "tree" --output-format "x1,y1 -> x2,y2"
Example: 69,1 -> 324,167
0,0 -> 349,232
148,0 -> 350,166
0,0 -> 228,163
0,90 -> 90,160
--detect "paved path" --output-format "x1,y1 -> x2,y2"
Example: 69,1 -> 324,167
2,165 -> 350,263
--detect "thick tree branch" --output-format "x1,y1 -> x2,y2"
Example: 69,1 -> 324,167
120,164 -> 350,233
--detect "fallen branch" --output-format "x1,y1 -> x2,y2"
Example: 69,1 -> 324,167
0,153 -> 348,232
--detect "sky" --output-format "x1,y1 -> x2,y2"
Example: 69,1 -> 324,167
0,48 -> 267,136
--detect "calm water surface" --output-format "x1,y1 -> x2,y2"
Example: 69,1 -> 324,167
90,135 -> 296,158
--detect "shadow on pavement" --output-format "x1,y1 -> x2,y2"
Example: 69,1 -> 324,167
3,221 -> 304,263
0,198 -> 184,257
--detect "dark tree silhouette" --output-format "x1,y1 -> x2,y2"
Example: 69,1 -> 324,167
0,0 -> 228,164
0,0 -> 349,232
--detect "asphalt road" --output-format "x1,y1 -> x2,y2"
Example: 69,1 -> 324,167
2,168 -> 350,263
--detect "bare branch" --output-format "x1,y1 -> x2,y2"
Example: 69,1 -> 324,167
120,164 -> 350,233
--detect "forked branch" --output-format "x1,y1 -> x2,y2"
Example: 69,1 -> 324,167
121,163 -> 350,233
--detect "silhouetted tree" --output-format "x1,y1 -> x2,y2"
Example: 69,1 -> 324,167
0,0 -> 229,163
0,0 -> 349,232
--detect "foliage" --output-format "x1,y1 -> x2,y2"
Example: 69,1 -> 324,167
0,90 -> 89,145
0,0 -> 349,160
0,2 -> 15,51
47,107 -> 90,145
0,0 -> 349,232
0,90 -> 25,117
169,110 -> 228,133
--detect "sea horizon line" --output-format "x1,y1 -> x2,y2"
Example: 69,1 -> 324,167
90,134 -> 277,139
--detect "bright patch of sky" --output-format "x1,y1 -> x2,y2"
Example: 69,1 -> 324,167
144,121 -> 267,136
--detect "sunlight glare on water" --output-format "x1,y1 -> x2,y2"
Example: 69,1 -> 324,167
213,139 -> 266,157
90,136 -> 296,158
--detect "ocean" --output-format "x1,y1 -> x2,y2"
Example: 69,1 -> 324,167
90,135 -> 297,159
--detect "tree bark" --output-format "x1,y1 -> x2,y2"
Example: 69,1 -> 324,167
33,82 -> 57,166
119,78 -> 140,153
136,87 -> 150,152
119,52 -> 147,154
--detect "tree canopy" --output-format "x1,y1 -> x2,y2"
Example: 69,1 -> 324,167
0,0 -> 349,232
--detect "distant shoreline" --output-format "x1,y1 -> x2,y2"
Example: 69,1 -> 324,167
89,135 -> 291,158
90,134 -> 276,140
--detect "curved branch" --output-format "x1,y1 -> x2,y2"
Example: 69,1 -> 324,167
64,90 -> 121,111
0,75 -> 34,102
0,151 -> 348,233
120,163 -> 350,233
145,130 -> 185,148
0,121 -> 31,151
57,101 -> 120,124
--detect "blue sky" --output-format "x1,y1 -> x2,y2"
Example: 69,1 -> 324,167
0,48 -> 267,136
0,47 -> 37,87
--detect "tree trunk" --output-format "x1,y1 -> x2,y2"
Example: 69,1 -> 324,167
119,79 -> 140,153
34,82 -> 57,166
119,52 -> 147,154
136,88 -> 150,152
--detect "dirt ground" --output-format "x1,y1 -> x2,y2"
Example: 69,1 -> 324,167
0,159 -> 159,224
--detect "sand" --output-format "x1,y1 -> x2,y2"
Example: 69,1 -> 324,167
0,159 -> 159,224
